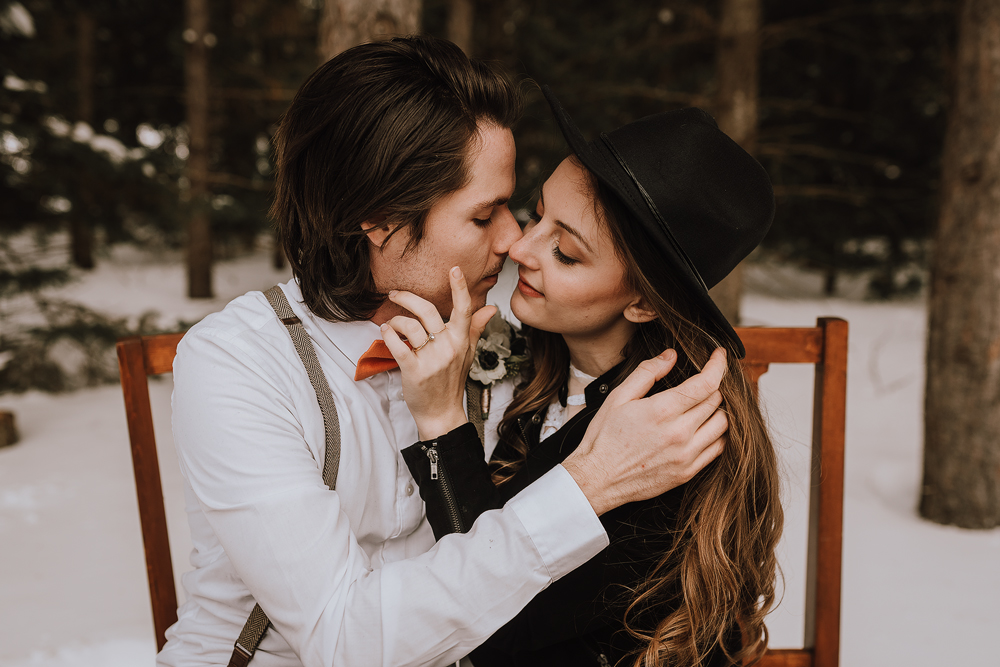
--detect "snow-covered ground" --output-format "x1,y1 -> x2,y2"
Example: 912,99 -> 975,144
1,250 -> 997,666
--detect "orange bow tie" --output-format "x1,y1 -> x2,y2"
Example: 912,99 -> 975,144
354,339 -> 399,381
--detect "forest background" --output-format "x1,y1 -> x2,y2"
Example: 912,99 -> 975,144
5,0 -> 1000,663
2,0 -> 998,544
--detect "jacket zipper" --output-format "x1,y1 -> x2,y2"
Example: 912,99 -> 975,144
423,443 -> 465,534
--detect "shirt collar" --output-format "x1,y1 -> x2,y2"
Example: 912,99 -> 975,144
282,279 -> 386,369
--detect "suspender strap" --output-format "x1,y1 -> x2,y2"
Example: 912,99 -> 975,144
229,605 -> 269,667
264,286 -> 342,490
227,286 -> 342,667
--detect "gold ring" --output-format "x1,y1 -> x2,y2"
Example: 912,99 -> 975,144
412,332 -> 434,352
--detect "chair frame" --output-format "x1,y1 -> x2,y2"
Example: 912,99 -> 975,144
117,332 -> 185,649
117,317 -> 847,662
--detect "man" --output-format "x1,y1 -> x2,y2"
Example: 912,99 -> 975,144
160,36 -> 727,667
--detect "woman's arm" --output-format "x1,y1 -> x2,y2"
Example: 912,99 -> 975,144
401,423 -> 503,538
401,413 -> 564,539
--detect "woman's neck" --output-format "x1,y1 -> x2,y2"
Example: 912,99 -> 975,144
562,322 -> 635,378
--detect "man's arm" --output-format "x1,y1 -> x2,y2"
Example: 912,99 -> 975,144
171,323 -> 608,667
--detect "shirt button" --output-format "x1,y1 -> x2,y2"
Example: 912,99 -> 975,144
599,383 -> 609,394
531,414 -> 541,424
405,484 -> 414,496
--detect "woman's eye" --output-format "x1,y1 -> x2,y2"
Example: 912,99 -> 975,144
473,215 -> 493,227
552,245 -> 578,266
527,210 -> 541,222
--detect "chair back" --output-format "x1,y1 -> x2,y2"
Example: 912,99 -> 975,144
740,317 -> 848,667
117,332 -> 184,650
117,318 -> 847,661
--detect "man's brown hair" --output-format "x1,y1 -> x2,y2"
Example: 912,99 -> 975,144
271,36 -> 522,322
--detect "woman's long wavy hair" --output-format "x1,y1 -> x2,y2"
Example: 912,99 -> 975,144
494,157 -> 783,666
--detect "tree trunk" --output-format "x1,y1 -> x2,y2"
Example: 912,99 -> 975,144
318,0 -> 421,63
71,9 -> 96,270
709,0 -> 761,326
921,0 -> 1000,529
0,410 -> 18,448
185,0 -> 213,298
447,0 -> 474,55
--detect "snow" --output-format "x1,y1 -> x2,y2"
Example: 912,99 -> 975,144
1,252 -> 997,666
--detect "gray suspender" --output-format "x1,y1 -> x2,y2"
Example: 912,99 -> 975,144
228,286 -> 342,667
228,286 -> 486,666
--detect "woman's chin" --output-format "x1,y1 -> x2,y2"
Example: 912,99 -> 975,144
509,293 -> 539,330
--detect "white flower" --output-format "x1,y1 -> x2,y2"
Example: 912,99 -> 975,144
482,312 -> 511,340
470,354 -> 506,384
468,313 -> 528,386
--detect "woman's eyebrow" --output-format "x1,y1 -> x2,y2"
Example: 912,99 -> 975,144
539,185 -> 594,253
555,220 -> 594,254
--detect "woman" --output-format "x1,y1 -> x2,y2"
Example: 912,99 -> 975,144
385,88 -> 782,667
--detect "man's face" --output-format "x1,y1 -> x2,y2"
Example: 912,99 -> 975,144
368,122 -> 520,323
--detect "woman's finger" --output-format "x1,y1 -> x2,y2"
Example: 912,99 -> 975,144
386,315 -> 432,349
388,290 -> 446,334
469,305 -> 498,344
380,322 -> 414,366
447,267 -> 475,338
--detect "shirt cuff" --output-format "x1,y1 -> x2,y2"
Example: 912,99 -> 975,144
505,464 -> 609,581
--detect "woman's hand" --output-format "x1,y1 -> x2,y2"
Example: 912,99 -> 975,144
381,266 -> 497,440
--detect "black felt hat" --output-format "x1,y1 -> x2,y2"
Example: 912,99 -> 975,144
542,86 -> 775,358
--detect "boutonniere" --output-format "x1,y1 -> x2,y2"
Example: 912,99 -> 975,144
468,312 -> 529,418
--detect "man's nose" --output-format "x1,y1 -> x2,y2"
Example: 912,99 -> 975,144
491,206 -> 522,255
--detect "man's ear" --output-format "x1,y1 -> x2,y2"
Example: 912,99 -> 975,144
361,216 -> 391,247
624,295 -> 657,323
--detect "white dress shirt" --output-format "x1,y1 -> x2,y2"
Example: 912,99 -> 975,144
157,280 -> 608,667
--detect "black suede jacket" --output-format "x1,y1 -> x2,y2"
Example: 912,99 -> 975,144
401,364 -> 733,667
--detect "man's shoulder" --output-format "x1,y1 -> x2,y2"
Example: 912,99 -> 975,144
177,285 -> 311,373
183,288 -> 278,349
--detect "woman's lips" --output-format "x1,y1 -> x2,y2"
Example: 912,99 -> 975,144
517,276 -> 543,298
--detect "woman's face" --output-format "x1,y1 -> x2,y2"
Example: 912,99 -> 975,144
509,158 -> 643,344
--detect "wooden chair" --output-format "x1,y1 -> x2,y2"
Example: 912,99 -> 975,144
117,332 -> 185,650
116,317 -> 847,661
742,317 -> 848,667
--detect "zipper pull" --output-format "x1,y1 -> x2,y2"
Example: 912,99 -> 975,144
427,447 -> 439,480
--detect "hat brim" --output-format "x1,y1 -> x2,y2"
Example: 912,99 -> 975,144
541,86 -> 745,358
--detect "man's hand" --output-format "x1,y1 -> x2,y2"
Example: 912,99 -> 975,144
562,348 -> 728,515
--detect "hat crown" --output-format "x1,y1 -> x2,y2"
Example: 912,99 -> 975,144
602,108 -> 774,289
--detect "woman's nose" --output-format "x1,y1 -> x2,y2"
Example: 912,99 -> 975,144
508,224 -> 539,269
